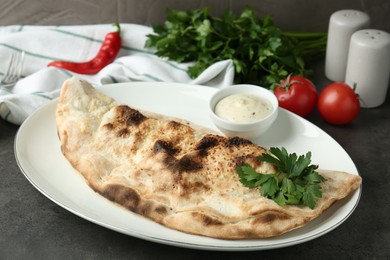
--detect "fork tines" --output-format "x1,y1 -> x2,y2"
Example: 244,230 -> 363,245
0,51 -> 25,87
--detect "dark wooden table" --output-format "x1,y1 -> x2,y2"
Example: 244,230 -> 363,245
1,61 -> 389,259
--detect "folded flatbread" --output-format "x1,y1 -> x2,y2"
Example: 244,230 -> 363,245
56,77 -> 362,239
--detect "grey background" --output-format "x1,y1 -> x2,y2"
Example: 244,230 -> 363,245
0,0 -> 389,32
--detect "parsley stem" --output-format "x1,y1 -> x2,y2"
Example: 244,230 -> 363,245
282,31 -> 327,39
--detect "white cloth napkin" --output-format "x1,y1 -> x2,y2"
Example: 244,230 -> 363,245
0,24 -> 234,125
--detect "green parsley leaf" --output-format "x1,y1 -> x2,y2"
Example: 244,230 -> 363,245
236,147 -> 325,209
236,163 -> 261,188
259,174 -> 279,197
303,184 -> 323,209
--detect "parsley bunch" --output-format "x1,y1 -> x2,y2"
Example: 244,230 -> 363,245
236,147 -> 325,209
145,7 -> 327,89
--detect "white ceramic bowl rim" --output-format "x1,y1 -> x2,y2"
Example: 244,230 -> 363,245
209,84 -> 279,130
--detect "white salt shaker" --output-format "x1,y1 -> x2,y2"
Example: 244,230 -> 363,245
345,29 -> 390,108
325,10 -> 370,81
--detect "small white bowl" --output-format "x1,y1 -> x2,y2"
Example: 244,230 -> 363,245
209,84 -> 279,140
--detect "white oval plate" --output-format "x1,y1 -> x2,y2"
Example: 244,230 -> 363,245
15,82 -> 361,251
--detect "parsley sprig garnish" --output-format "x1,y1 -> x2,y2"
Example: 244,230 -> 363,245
236,147 -> 325,209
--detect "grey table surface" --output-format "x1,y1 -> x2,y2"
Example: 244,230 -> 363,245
1,61 -> 389,259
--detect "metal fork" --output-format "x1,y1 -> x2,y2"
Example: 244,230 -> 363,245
0,51 -> 25,88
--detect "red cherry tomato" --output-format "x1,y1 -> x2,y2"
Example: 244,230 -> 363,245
317,82 -> 360,125
274,75 -> 318,117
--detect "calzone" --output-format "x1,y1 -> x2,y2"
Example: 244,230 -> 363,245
56,77 -> 362,239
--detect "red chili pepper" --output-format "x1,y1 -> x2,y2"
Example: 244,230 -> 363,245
48,22 -> 122,74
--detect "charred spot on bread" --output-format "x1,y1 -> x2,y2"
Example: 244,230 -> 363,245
225,137 -> 253,148
137,201 -> 152,215
180,180 -> 210,196
154,140 -> 180,155
164,154 -> 203,173
253,211 -> 292,224
103,122 -> 114,130
116,105 -> 146,126
195,135 -> 222,157
196,135 -> 220,150
166,120 -> 181,129
191,212 -> 223,226
176,155 -> 203,172
100,184 -> 140,211
154,205 -> 168,215
117,128 -> 129,137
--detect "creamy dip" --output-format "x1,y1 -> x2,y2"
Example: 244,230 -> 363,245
215,94 -> 273,123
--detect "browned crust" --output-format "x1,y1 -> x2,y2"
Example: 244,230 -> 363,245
56,77 -> 362,239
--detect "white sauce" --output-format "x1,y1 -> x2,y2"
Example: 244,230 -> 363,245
215,94 -> 273,123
